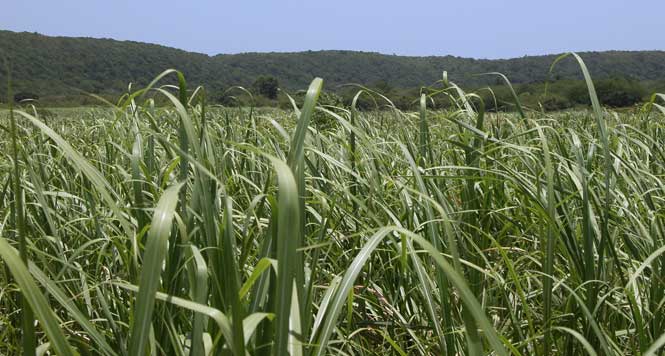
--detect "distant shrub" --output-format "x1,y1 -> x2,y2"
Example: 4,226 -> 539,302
252,76 -> 280,99
217,88 -> 253,107
283,90 -> 343,129
595,77 -> 646,107
540,93 -> 573,111
477,86 -> 515,112
14,91 -> 39,103
392,95 -> 416,111
565,77 -> 646,107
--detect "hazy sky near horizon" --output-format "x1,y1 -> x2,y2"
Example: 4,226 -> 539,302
2,0 -> 663,59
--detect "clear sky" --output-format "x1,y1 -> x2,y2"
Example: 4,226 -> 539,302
2,0 -> 663,59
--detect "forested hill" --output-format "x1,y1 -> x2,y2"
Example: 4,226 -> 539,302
2,29 -> 665,100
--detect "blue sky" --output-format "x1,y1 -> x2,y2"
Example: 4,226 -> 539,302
2,0 -> 663,59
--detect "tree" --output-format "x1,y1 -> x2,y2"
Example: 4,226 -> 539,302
252,76 -> 279,99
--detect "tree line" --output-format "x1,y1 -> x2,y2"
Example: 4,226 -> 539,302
1,30 -> 664,109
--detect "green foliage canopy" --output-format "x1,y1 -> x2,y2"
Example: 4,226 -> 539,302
2,30 -> 665,108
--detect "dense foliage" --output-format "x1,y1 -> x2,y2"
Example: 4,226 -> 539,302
2,30 -> 665,107
2,58 -> 665,355
252,76 -> 280,99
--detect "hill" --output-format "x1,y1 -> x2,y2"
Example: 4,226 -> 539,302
1,29 -> 665,105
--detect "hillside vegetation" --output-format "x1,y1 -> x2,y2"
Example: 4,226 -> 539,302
2,30 -> 665,108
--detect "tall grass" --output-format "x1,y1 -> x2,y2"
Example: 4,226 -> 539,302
1,54 -> 665,355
